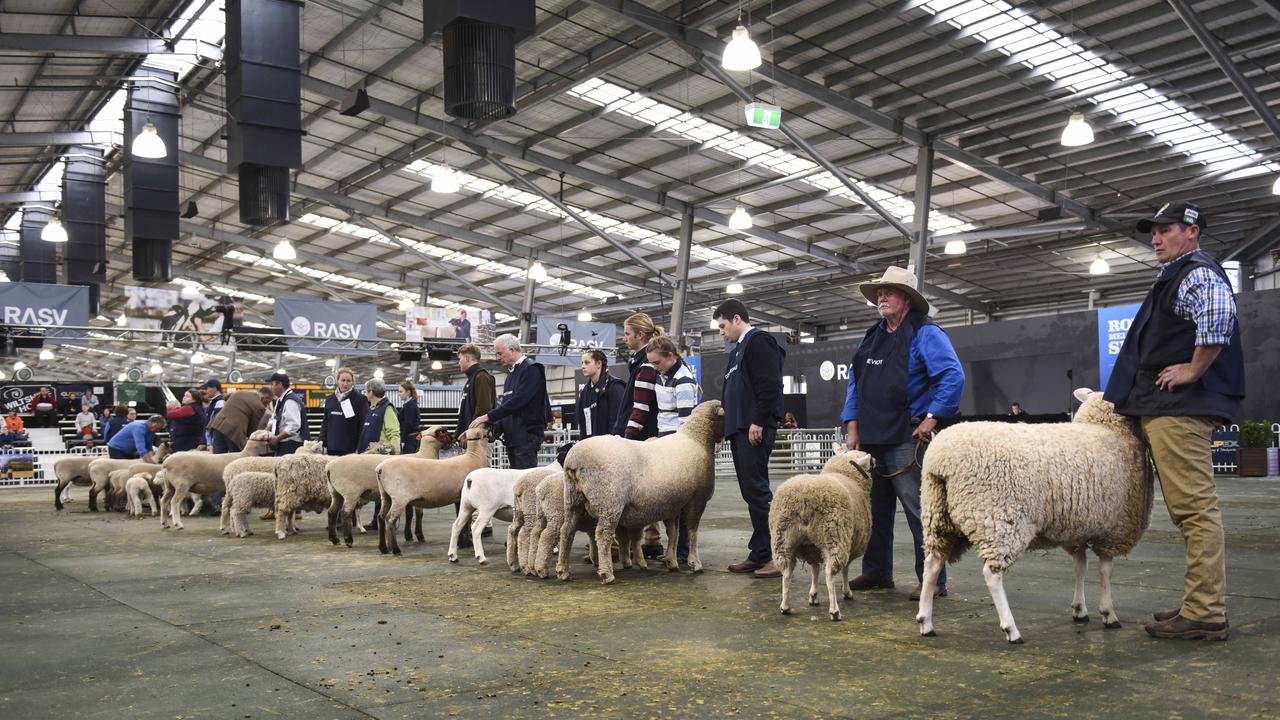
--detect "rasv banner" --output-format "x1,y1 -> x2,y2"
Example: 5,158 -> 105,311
1097,303 -> 1141,391
535,316 -> 617,367
273,299 -> 378,356
0,282 -> 90,346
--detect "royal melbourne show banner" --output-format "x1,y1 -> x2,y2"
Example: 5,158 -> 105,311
0,282 -> 89,345
1096,303 -> 1141,391
273,298 -> 378,356
121,284 -> 243,351
535,316 -> 617,367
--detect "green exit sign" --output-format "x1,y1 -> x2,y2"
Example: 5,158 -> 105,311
744,102 -> 782,130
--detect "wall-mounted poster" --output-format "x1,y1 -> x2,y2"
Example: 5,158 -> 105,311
405,305 -> 495,344
122,285 -> 243,351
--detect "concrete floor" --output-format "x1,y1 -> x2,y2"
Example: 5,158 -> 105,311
2,476 -> 1278,720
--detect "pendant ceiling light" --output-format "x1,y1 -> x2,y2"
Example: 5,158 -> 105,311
132,121 -> 167,159
722,25 -> 762,72
397,297 -> 415,312
430,165 -> 460,193
39,348 -> 54,361
149,361 -> 163,374
728,204 -> 753,230
190,351 -> 204,365
1089,256 -> 1111,275
576,311 -> 593,322
13,361 -> 25,371
943,239 -> 967,255
709,318 -> 719,330
40,217 -> 68,243
528,261 -> 548,282
1060,113 -> 1095,147
117,372 -> 128,382
430,360 -> 443,371
272,240 -> 297,261
116,312 -> 128,327
373,367 -> 384,380
725,282 -> 744,295
1272,175 -> 1280,195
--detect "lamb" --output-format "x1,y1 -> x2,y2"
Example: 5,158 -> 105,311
770,448 -> 875,621
218,440 -> 321,535
374,427 -> 490,556
533,470 -> 631,579
159,431 -> 273,529
325,426 -> 452,547
450,445 -> 574,566
84,442 -> 172,513
226,471 -> 278,537
508,466 -> 548,572
915,388 -> 1155,644
124,471 -> 160,517
559,400 -> 725,584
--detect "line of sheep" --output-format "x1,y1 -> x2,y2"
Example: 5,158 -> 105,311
52,391 -> 1159,643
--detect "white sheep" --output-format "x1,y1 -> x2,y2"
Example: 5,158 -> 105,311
53,455 -> 97,511
770,448 -> 875,621
374,427 -> 490,556
159,432 -> 273,529
915,388 -> 1155,644
218,440 -> 322,535
325,427 -> 451,547
508,467 -> 548,572
226,471 -> 278,537
124,471 -> 159,517
560,400 -> 725,584
85,442 -> 172,513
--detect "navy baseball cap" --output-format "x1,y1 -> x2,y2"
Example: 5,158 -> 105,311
266,372 -> 290,386
1136,201 -> 1206,233
201,378 -> 222,390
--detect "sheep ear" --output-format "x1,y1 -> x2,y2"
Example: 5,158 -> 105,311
1072,387 -> 1095,403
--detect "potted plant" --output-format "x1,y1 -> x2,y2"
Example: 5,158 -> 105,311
1237,422 -> 1272,477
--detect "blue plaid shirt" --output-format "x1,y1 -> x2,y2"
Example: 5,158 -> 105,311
1166,251 -> 1237,347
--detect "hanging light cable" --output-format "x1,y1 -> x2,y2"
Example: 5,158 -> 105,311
1060,113 -> 1095,147
132,120 -> 167,159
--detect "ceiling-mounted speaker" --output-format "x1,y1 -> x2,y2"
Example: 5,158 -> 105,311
126,367 -> 144,383
322,374 -> 336,389
14,366 -> 33,382
425,0 -> 536,121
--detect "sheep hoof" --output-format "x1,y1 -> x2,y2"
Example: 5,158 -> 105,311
830,612 -> 842,622
1008,637 -> 1025,645
1073,615 -> 1090,623
600,576 -> 616,585
415,534 -> 425,542
780,607 -> 791,615
1104,620 -> 1122,630
391,547 -> 401,556
808,596 -> 819,606
556,571 -> 570,581
922,630 -> 937,637
477,558 -> 488,566
448,554 -> 458,563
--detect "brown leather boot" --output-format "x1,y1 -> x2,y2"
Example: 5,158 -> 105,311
752,561 -> 781,579
1152,608 -> 1180,622
847,574 -> 895,591
1144,614 -> 1229,641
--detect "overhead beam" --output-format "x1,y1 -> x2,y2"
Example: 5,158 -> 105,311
0,191 -> 60,204
0,131 -> 116,147
1223,217 -> 1280,262
580,0 -> 1131,238
0,33 -> 221,59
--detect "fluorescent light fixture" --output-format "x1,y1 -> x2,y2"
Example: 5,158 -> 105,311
944,239 -> 967,255
528,261 -> 548,282
430,360 -> 443,371
397,297 -> 415,312
149,361 -> 163,374
41,217 -> 68,243
132,121 -> 167,159
373,367 -> 384,380
726,282 -> 744,295
430,165 -> 460,193
722,25 -> 762,72
272,240 -> 297,261
1060,113 -> 1094,147
728,205 -> 753,230
1089,256 -> 1110,275
39,348 -> 54,360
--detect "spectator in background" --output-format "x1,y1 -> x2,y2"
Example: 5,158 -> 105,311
576,349 -> 625,439
782,412 -> 799,429
102,404 -> 129,443
127,407 -> 138,422
455,343 -> 495,445
167,388 -> 207,452
1009,402 -> 1026,418
75,404 -> 97,447
321,367 -> 367,456
2,409 -> 26,448
399,380 -> 421,455
30,387 -> 57,428
107,416 -> 167,461
207,387 -> 273,453
80,389 -> 100,417
202,379 -> 225,446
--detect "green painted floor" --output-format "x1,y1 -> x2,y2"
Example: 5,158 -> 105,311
2,476 -> 1278,719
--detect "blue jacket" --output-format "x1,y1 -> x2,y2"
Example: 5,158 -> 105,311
107,419 -> 157,457
722,327 -> 785,436
841,320 -> 964,424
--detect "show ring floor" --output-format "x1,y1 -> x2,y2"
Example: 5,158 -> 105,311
2,476 -> 1278,719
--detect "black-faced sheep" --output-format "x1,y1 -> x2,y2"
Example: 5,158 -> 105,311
915,388 -> 1154,643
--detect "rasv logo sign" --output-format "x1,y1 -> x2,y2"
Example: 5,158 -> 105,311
3,306 -> 68,326
290,315 -> 363,339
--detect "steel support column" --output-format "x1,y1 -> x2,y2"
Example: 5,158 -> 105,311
669,207 -> 694,341
911,143 -> 934,292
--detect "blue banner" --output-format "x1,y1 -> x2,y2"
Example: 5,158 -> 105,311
1097,303 -> 1141,391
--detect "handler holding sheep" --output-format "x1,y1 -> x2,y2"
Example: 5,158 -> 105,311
1105,201 -> 1243,641
470,334 -> 551,469
842,266 -> 964,601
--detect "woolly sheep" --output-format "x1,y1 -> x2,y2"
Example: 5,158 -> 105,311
84,442 -> 172,513
218,440 -> 321,535
374,427 -> 490,556
159,432 -> 273,529
508,466 -> 549,572
533,471 -> 639,579
226,471 -> 278,537
450,445 -> 573,566
325,427 -> 451,547
560,400 -> 725,584
915,388 -> 1154,644
770,449 -> 875,621
275,441 -> 393,542
124,471 -> 159,517
54,455 -> 98,511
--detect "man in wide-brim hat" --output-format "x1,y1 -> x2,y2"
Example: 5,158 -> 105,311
841,266 -> 965,601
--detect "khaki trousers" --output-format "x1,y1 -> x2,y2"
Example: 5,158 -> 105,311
1141,415 -> 1227,623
